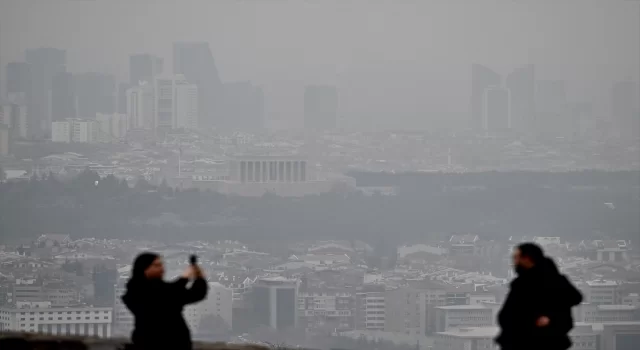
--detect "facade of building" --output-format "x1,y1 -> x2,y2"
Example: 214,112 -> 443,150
51,71 -> 75,122
471,64 -> 501,131
434,327 -> 499,350
112,279 -> 132,337
25,48 -> 66,139
173,42 -> 223,129
51,119 -> 99,143
0,301 -> 112,337
0,123 -> 8,156
126,82 -> 155,130
251,277 -> 298,330
230,156 -> 308,184
355,285 -> 385,331
434,305 -> 494,332
483,86 -> 511,131
5,61 -> 30,98
585,280 -> 619,305
184,282 -> 233,335
154,74 -> 198,130
1,103 -> 28,139
297,288 -> 355,332
505,64 -> 535,133
384,287 -> 427,336
129,54 -> 163,85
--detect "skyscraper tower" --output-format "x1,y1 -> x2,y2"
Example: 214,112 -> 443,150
5,62 -> 30,101
471,64 -> 501,131
51,72 -> 75,122
129,54 -> 163,85
304,85 -> 338,130
25,47 -> 66,139
506,64 -> 535,133
483,86 -> 511,131
173,42 -> 223,129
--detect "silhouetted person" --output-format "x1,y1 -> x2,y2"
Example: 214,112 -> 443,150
122,252 -> 207,350
496,243 -> 582,350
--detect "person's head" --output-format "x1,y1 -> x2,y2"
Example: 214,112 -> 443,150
513,243 -> 544,274
132,252 -> 164,280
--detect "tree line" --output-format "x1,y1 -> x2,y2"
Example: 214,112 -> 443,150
0,169 -> 638,246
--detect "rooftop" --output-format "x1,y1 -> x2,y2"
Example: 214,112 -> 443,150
437,326 -> 499,338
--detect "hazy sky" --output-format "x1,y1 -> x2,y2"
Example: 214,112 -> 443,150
1,0 -> 638,130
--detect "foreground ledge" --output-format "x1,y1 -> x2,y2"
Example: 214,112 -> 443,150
0,332 -> 272,350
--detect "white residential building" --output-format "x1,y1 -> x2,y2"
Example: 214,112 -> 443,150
0,301 -> 112,337
183,282 -> 233,334
355,285 -> 386,331
434,327 -> 499,350
155,74 -> 198,130
126,82 -> 155,130
434,305 -> 494,332
175,83 -> 199,130
585,280 -> 619,305
51,119 -> 99,144
96,113 -> 128,143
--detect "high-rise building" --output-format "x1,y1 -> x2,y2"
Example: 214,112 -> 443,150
173,42 -> 223,128
221,82 -> 265,131
51,72 -> 75,122
471,64 -> 501,131
483,86 -> 511,131
536,80 -> 569,136
506,64 -> 535,133
154,74 -> 198,130
0,103 -> 28,139
304,85 -> 338,130
5,62 -> 30,99
51,118 -> 99,143
251,277 -> 298,330
611,81 -> 638,139
25,48 -> 66,139
0,123 -> 9,156
355,284 -> 385,331
129,54 -> 163,85
116,82 -> 129,114
126,82 -> 155,130
297,288 -> 355,332
74,72 -> 116,119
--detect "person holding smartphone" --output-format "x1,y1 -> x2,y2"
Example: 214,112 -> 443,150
122,252 -> 207,350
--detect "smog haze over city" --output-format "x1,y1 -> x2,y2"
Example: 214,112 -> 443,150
0,1 -> 639,350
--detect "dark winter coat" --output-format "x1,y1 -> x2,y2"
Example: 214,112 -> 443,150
496,258 -> 583,350
122,277 -> 208,350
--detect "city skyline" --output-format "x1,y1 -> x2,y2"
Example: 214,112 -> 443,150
0,0 -> 638,130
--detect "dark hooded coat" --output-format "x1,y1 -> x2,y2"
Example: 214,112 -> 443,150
122,253 -> 208,350
496,257 -> 583,350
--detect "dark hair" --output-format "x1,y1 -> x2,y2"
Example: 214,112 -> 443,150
131,252 -> 160,279
517,243 -> 545,264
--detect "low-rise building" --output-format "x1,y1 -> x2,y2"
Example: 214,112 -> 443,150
0,301 -> 112,337
434,326 -> 499,350
434,305 -> 494,332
